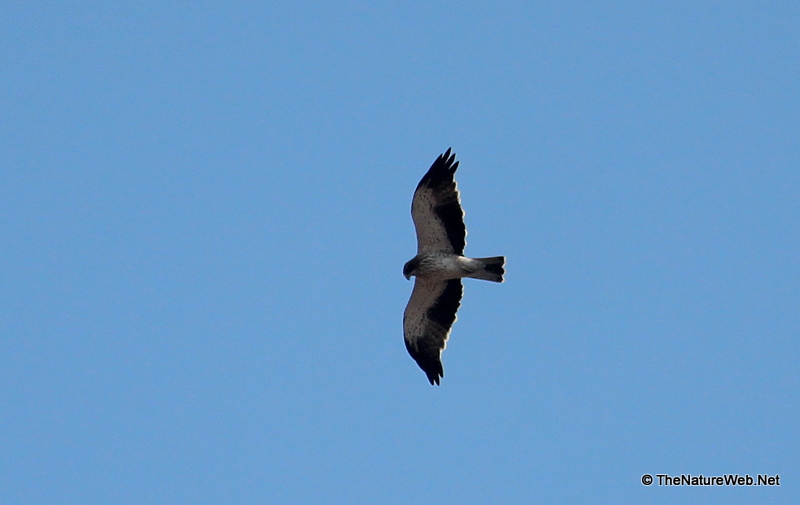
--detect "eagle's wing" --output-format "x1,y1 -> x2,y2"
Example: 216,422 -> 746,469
411,148 -> 466,255
403,278 -> 463,385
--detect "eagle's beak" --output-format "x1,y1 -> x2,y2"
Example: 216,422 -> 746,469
404,273 -> 411,280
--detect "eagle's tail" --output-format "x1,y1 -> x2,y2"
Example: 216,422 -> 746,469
472,256 -> 505,283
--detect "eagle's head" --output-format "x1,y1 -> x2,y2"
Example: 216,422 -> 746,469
403,257 -> 420,280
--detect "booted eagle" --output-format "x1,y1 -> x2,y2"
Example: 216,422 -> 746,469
403,149 -> 505,385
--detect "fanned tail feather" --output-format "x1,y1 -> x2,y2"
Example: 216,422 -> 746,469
473,256 -> 505,282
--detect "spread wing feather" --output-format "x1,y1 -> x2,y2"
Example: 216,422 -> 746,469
403,278 -> 463,385
411,148 -> 466,255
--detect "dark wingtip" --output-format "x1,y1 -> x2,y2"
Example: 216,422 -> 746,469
416,148 -> 459,190
442,147 -> 457,172
421,360 -> 443,386
444,148 -> 456,166
405,339 -> 445,386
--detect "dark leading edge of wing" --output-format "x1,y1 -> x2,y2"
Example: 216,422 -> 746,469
414,148 -> 466,255
405,279 -> 463,385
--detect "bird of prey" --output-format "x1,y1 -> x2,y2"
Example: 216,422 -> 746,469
403,148 -> 505,385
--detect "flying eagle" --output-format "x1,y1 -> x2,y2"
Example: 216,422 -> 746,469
403,148 -> 505,385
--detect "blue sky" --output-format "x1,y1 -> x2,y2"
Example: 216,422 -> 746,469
2,2 -> 798,504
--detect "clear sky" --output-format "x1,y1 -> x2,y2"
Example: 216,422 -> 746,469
2,2 -> 798,504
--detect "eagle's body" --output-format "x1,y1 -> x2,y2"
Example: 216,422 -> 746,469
403,148 -> 505,385
404,253 -> 502,282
